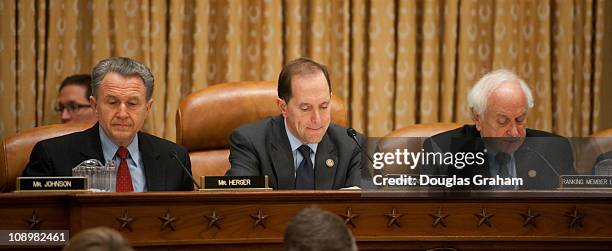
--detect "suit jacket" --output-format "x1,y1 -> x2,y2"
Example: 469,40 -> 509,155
22,124 -> 194,191
226,115 -> 366,189
423,125 -> 575,190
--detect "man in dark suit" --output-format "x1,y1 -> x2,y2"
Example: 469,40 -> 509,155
23,57 -> 193,191
226,58 -> 366,189
423,69 -> 574,190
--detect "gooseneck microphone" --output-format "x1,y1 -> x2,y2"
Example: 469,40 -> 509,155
169,152 -> 201,189
524,146 -> 561,177
346,128 -> 374,164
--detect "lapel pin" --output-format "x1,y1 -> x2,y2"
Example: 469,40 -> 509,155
326,159 -> 334,168
528,170 -> 537,178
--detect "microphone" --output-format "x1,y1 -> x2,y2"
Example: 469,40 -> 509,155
346,128 -> 374,164
169,152 -> 201,189
523,146 -> 561,177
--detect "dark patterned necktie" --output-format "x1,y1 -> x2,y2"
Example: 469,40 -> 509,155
295,145 -> 315,189
116,146 -> 134,192
495,152 -> 511,178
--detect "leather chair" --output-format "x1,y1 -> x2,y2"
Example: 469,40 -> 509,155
176,81 -> 349,185
592,128 -> 612,154
376,123 -> 462,175
0,123 -> 91,192
573,128 -> 612,174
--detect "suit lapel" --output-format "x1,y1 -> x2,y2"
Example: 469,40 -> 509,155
79,123 -> 104,163
448,129 -> 492,189
515,148 -> 528,188
269,116 -> 296,189
515,147 -> 543,189
449,132 -> 489,176
314,133 -> 337,189
138,133 -> 163,191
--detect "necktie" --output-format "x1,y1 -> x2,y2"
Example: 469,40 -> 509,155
295,145 -> 315,189
116,146 -> 134,192
495,152 -> 511,178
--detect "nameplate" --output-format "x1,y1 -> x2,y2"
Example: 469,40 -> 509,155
201,176 -> 269,190
16,177 -> 88,192
559,175 -> 612,189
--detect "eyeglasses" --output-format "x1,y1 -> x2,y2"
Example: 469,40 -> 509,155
54,102 -> 92,114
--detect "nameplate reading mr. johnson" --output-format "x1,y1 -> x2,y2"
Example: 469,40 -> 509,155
17,177 -> 87,191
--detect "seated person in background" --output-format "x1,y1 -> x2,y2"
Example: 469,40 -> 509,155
284,207 -> 357,251
423,69 -> 574,190
226,58 -> 366,189
62,227 -> 134,251
23,57 -> 194,192
55,74 -> 97,124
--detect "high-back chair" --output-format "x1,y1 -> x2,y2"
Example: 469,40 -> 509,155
590,128 -> 612,150
0,123 -> 91,192
574,128 -> 612,174
376,123 -> 462,175
176,81 -> 348,181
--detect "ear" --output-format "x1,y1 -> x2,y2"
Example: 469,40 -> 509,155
276,98 -> 288,117
471,108 -> 482,131
145,99 -> 154,114
89,96 -> 98,114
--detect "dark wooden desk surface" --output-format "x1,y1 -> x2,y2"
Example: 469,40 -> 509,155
1,190 -> 611,250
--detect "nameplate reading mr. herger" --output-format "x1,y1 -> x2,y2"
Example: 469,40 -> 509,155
202,176 -> 268,189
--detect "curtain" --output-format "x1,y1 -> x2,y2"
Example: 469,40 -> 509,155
0,0 -> 605,141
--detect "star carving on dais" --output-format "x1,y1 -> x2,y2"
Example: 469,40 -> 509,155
564,206 -> 584,229
473,208 -> 494,227
23,210 -> 43,230
158,209 -> 178,231
519,207 -> 540,228
429,207 -> 449,228
384,208 -> 403,228
340,208 -> 359,228
116,210 -> 135,232
204,209 -> 224,229
250,208 -> 269,229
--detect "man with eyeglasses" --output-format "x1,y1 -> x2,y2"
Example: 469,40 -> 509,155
55,74 -> 97,124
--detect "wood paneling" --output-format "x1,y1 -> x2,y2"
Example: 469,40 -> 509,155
0,191 -> 611,250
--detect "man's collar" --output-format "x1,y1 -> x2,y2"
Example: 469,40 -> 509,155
283,117 -> 318,153
98,124 -> 139,161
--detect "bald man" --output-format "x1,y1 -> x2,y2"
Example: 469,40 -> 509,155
423,70 -> 575,190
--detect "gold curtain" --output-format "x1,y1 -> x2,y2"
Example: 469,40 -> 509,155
0,0 -> 604,141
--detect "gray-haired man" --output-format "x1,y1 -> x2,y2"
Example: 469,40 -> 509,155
423,69 -> 575,190
23,57 -> 194,192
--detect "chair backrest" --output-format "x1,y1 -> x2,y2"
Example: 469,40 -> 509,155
376,123 -> 462,175
573,128 -> 612,174
0,123 -> 91,192
176,81 -> 349,180
591,128 -> 612,155
591,128 -> 612,137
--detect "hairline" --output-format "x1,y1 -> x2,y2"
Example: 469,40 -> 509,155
94,72 -> 150,100
467,70 -> 534,118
